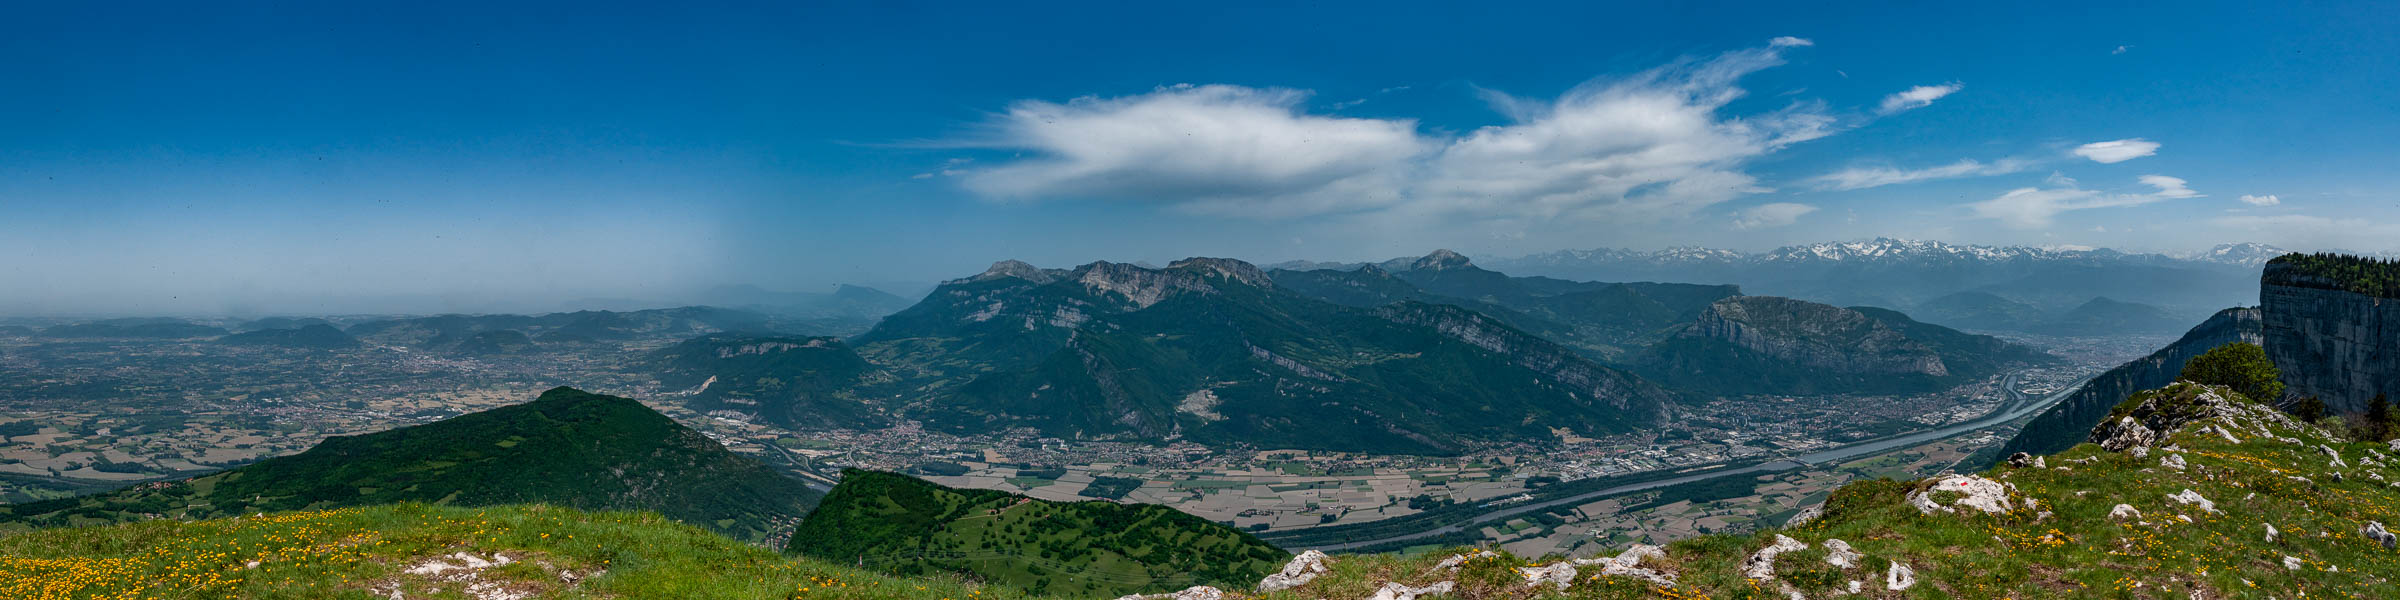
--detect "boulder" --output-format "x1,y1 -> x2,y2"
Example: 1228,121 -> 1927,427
1365,581 -> 1453,600
1567,544 -> 1677,587
2007,452 -> 2035,467
2109,504 -> 2142,520
2161,454 -> 2187,470
1886,562 -> 1917,591
1519,562 -> 1578,590
2267,523 -> 2279,543
1907,475 -> 2014,515
1742,535 -> 1809,580
2167,489 -> 2219,514
2093,417 -> 2158,452
1821,539 -> 1861,569
1257,550 -> 1329,592
2365,521 -> 2398,549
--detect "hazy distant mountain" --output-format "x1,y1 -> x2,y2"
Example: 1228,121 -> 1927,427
1480,238 -> 2266,327
217,324 -> 360,349
2033,297 -> 2189,336
346,306 -> 784,351
235,316 -> 333,332
39,318 -> 228,339
862,257 -> 1674,454
1907,291 -> 2047,332
651,334 -> 884,429
1633,296 -> 2054,396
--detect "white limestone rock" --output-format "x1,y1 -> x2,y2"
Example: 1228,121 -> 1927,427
1257,550 -> 1330,592
1743,535 -> 1809,580
1886,562 -> 1917,591
1518,562 -> 1579,590
2167,489 -> 2219,514
1908,475 -> 2014,515
1365,581 -> 1453,600
2109,504 -> 2142,520
1431,549 -> 1496,573
1821,539 -> 1861,569
2161,454 -> 2187,470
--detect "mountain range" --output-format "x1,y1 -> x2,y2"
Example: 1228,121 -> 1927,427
1417,239 -> 2291,334
843,257 -> 1678,454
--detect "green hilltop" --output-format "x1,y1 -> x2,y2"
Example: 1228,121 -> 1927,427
0,387 -> 819,542
789,469 -> 1287,598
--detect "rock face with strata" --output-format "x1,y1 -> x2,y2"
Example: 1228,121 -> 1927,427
1686,296 -> 1950,376
2262,261 -> 2400,414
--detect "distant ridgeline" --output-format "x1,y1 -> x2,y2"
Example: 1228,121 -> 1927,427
0,387 -> 819,542
789,469 -> 1285,597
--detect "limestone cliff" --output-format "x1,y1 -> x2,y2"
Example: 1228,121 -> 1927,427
2261,259 -> 2400,413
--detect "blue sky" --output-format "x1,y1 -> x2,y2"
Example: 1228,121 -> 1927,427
5,1 -> 2398,314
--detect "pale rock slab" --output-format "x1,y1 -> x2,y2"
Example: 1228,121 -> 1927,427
1257,550 -> 1329,592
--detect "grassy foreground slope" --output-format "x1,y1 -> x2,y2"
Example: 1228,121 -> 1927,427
7,380 -> 2400,599
1248,381 -> 2400,600
0,387 -> 819,542
0,503 -> 1034,600
790,470 -> 1285,598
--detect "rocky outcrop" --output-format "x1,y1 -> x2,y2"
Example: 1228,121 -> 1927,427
1687,296 -> 1949,376
2088,382 -> 2303,454
1997,307 -> 2262,460
1907,475 -> 2015,514
2262,262 -> 2400,414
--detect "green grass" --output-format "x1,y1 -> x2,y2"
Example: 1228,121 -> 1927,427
0,502 -> 1032,600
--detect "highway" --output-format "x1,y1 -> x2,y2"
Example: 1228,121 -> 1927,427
1296,371 -> 2090,551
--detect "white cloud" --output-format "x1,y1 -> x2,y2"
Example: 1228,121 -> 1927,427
956,39 -> 1839,225
2138,174 -> 2199,198
1967,175 -> 2202,228
957,84 -> 1429,217
1769,36 -> 1814,48
2072,138 -> 2161,163
1410,41 -> 1831,222
1809,158 -> 2032,190
1733,202 -> 1818,229
1877,83 -> 1962,114
2112,45 -> 2131,55
2239,194 -> 2282,206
